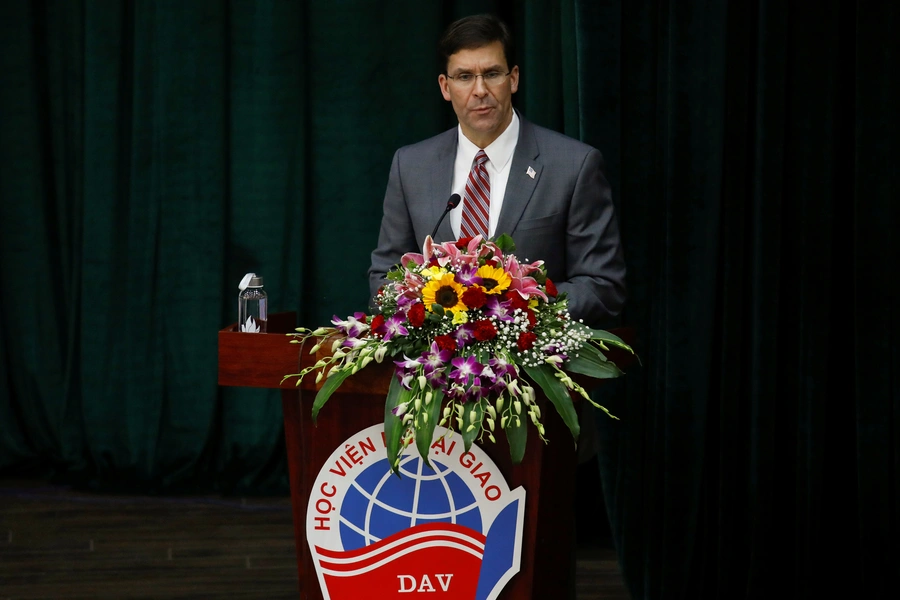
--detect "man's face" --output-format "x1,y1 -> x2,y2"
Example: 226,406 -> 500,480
438,41 -> 519,148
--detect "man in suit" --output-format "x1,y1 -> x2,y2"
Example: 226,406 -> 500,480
368,14 -> 626,328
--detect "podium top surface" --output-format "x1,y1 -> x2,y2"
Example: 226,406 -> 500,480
218,312 -> 303,389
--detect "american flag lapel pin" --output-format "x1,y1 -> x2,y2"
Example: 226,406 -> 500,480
526,166 -> 536,179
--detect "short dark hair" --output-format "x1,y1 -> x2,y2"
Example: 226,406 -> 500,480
438,14 -> 515,73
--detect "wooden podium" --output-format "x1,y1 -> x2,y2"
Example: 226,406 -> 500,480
218,312 -> 632,599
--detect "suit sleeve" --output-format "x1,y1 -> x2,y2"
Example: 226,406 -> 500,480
555,148 -> 627,327
368,149 -> 417,300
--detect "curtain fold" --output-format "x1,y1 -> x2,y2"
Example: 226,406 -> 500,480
584,1 -> 898,598
0,0 -> 895,597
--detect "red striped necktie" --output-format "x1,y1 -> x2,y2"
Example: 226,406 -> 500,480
460,149 -> 490,239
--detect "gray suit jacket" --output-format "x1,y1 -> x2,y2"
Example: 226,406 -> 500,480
368,115 -> 626,328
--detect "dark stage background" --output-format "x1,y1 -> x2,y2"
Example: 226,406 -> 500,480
1,1 -> 896,598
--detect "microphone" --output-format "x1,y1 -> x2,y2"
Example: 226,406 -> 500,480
430,193 -> 462,239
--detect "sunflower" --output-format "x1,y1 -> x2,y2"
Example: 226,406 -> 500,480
475,264 -> 512,294
422,273 -> 467,313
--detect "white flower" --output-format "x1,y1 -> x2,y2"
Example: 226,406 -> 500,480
240,316 -> 260,333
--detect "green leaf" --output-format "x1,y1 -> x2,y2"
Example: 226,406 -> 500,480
311,368 -> 354,422
384,376 -> 414,474
566,344 -> 625,379
505,408 -> 527,464
461,400 -> 485,453
431,304 -> 445,317
493,233 -> 516,253
415,388 -> 445,468
522,364 -> 580,442
585,327 -> 634,353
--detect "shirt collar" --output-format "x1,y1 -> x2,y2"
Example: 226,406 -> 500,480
457,110 -> 520,169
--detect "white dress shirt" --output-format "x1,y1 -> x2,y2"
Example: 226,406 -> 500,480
449,111 -> 520,239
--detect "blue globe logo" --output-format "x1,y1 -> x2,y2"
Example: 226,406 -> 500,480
338,454 -> 483,551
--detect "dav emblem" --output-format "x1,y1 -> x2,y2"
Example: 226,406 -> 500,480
307,424 -> 526,599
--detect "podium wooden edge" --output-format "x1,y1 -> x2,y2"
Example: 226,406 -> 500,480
218,312 -> 303,389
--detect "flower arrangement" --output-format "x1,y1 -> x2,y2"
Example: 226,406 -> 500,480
284,234 -> 633,473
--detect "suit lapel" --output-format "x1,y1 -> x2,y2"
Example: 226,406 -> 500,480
430,129 -> 458,243
496,117 -> 542,237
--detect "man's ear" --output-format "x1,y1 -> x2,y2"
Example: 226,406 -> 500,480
509,66 -> 520,94
438,74 -> 452,101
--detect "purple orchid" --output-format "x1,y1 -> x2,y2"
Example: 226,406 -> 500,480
341,337 -> 366,350
418,342 -> 452,385
394,355 -> 420,371
490,376 -> 509,395
479,363 -> 497,382
451,323 -> 476,348
396,294 -> 417,309
391,401 -> 410,416
484,296 -> 515,322
477,362 -> 507,396
450,355 -> 484,386
393,356 -> 420,391
381,313 -> 408,341
424,370 -> 447,389
489,355 -> 519,379
465,377 -> 488,403
419,344 -> 451,387
454,263 -> 480,286
440,384 -> 459,402
331,312 -> 368,338
396,370 -> 416,390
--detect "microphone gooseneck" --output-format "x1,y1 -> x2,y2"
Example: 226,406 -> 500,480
430,193 -> 462,240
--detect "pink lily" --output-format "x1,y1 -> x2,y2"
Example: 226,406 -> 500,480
508,276 -> 548,302
504,255 -> 544,279
401,252 -> 425,269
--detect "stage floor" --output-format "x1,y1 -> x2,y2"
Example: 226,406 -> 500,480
0,478 -> 628,599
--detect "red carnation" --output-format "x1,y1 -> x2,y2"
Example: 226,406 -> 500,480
472,319 -> 498,342
525,308 -> 537,330
408,303 -> 425,328
517,331 -> 538,351
456,236 -> 474,249
545,278 -> 558,297
461,286 -> 487,309
507,292 -> 529,312
370,314 -> 385,335
434,335 -> 457,354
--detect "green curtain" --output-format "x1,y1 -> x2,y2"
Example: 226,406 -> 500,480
1,0 -> 896,597
579,2 -> 898,599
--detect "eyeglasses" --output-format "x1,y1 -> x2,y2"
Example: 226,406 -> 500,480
445,71 -> 511,87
